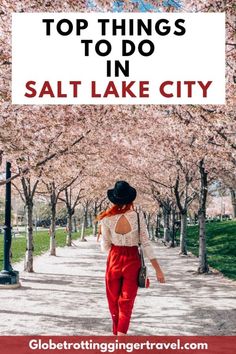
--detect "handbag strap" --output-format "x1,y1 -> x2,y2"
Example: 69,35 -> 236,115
137,211 -> 141,245
137,211 -> 145,267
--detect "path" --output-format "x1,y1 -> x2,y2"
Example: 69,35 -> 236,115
0,236 -> 235,335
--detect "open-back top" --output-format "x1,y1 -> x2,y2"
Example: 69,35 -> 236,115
100,210 -> 155,260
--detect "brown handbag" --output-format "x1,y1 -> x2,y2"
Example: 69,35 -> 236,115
137,212 -> 150,288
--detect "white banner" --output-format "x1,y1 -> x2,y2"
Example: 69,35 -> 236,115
12,13 -> 225,105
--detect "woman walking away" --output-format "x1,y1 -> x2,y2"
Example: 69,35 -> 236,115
97,181 -> 165,336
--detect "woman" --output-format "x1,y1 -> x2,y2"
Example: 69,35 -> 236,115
97,180 -> 165,336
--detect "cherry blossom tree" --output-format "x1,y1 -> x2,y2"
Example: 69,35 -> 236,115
58,175 -> 85,246
0,0 -> 234,279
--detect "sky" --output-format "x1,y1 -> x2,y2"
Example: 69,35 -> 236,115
86,0 -> 182,12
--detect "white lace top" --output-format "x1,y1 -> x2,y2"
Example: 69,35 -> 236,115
100,210 -> 156,260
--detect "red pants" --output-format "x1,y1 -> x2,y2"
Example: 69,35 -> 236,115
106,244 -> 141,335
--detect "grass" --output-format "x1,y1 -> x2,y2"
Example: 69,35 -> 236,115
181,221 -> 236,280
0,227 -> 92,265
2,221 -> 235,281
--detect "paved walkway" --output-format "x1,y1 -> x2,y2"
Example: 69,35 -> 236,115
0,236 -> 235,335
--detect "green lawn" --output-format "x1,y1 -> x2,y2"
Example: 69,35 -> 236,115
0,228 -> 92,265
183,221 -> 236,280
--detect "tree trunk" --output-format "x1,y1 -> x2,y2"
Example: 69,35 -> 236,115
230,188 -> 236,219
169,208 -> 176,248
81,202 -> 90,241
179,212 -> 187,255
88,212 -> 93,228
163,208 -> 170,242
66,213 -> 73,246
143,211 -> 147,225
84,205 -> 88,228
24,200 -> 34,272
151,225 -> 155,240
81,214 -> 87,242
155,213 -> 161,239
73,216 -> 78,233
50,202 -> 56,256
92,201 -> 98,237
198,212 -> 209,273
198,159 -> 209,273
145,213 -> 152,239
93,221 -> 98,237
149,223 -> 154,241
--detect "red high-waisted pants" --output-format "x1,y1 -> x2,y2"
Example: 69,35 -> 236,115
106,244 -> 141,335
